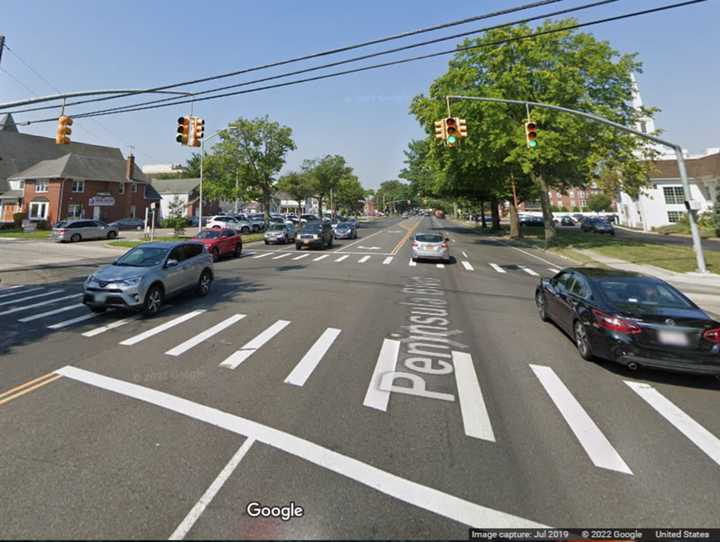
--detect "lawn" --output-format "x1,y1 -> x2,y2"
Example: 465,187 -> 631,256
107,232 -> 265,249
0,229 -> 52,239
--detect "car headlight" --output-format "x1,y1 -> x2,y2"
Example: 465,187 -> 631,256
85,274 -> 96,285
116,276 -> 142,287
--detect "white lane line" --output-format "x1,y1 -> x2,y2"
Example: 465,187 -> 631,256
519,265 -> 539,277
219,320 -> 291,369
333,226 -> 388,252
0,288 -> 63,306
334,255 -> 349,262
18,303 -> 84,323
0,294 -> 79,316
169,438 -> 256,540
358,255 -> 371,263
626,381 -> 720,467
408,259 -> 417,267
0,286 -> 43,300
313,255 -> 329,262
48,312 -> 99,330
489,263 -> 506,274
436,263 -> 445,269
530,365 -> 632,474
243,251 -> 256,257
462,251 -> 468,258
252,252 -> 273,259
0,284 -> 25,292
57,365 -> 546,529
452,351 -> 495,442
461,261 -> 474,271
501,242 -> 562,267
284,328 -> 342,387
119,310 -> 206,346
272,253 -> 290,260
165,314 -> 246,357
548,268 -> 560,274
292,254 -> 310,261
363,339 -> 400,412
382,256 -> 393,265
82,316 -> 137,337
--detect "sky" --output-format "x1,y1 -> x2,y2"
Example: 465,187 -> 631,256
1,0 -> 718,189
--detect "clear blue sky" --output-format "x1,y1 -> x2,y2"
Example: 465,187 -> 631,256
1,0 -> 718,188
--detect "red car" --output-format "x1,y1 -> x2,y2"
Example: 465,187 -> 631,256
193,228 -> 242,261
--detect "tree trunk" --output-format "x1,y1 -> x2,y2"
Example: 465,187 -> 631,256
509,198 -> 522,239
317,196 -> 323,218
490,196 -> 500,230
535,174 -> 557,245
480,201 -> 487,229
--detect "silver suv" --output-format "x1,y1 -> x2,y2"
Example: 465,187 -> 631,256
52,219 -> 119,242
83,241 -> 213,315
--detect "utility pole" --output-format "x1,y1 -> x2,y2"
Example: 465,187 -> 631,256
234,169 -> 239,214
0,35 -> 5,68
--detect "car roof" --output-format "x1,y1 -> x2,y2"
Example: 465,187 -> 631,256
414,232 -> 444,238
135,241 -> 188,249
569,267 -> 652,280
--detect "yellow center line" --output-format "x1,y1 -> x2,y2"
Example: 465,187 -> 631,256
391,218 -> 422,256
0,373 -> 62,406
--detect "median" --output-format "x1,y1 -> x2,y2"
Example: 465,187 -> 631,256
107,232 -> 265,249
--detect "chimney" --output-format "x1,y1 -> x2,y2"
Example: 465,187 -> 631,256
126,153 -> 135,182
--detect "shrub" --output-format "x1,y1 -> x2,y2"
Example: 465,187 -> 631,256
13,212 -> 27,228
35,220 -> 50,230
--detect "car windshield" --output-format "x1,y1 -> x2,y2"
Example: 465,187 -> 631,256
336,223 -> 351,229
115,246 -> 168,267
54,221 -> 68,228
268,224 -> 286,231
302,223 -> 322,233
415,234 -> 443,243
195,230 -> 221,239
597,278 -> 693,309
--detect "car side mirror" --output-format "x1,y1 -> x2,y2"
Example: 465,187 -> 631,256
166,259 -> 179,268
445,237 -> 450,242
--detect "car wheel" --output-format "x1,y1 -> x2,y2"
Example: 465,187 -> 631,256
264,240 -> 269,245
89,306 -> 107,314
234,243 -> 242,257
242,227 -> 250,234
143,285 -> 163,316
573,320 -> 594,361
107,230 -> 117,239
197,270 -> 212,297
211,247 -> 220,261
296,244 -> 302,250
70,233 -> 81,242
212,225 -> 220,229
536,291 -> 549,322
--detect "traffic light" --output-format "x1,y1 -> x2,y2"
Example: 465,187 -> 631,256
458,118 -> 468,139
525,120 -> 538,148
434,120 -> 445,141
445,117 -> 458,147
176,116 -> 190,145
190,116 -> 205,147
55,115 -> 73,145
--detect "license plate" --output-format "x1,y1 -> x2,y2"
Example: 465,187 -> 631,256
658,330 -> 689,346
304,240 -> 310,245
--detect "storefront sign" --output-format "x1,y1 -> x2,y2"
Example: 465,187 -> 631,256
89,196 -> 115,207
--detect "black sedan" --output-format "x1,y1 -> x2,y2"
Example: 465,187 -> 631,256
109,217 -> 145,231
535,268 -> 720,376
581,217 -> 615,235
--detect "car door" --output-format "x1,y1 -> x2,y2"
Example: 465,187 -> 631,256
545,271 -> 573,323
182,244 -> 205,286
221,229 -> 235,254
554,272 -> 585,334
164,245 -> 188,294
79,220 -> 99,239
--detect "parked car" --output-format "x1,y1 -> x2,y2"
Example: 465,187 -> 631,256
264,223 -> 296,244
300,214 -> 319,223
296,221 -> 333,250
83,241 -> 213,316
581,217 -> 615,235
411,232 -> 450,263
347,217 -> 359,228
206,215 -> 251,233
52,219 -> 119,242
109,217 -> 145,231
187,216 -> 209,228
333,222 -> 357,239
193,228 -> 242,261
560,216 -> 576,227
520,215 -> 545,227
535,268 -> 720,376
248,214 -> 267,232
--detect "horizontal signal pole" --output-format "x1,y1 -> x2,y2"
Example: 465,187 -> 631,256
446,94 -> 707,273
0,89 -> 194,111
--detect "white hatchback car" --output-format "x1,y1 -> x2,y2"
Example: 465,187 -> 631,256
206,215 -> 251,233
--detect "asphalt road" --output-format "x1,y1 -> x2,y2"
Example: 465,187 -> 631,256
1,216 -> 719,539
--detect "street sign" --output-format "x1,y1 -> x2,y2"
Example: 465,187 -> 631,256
88,196 -> 115,207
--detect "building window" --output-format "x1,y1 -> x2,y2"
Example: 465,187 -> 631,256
667,211 -> 684,223
35,180 -> 48,193
640,121 -> 647,134
663,186 -> 685,205
119,183 -> 125,194
131,183 -> 138,193
68,204 -> 83,218
130,205 -> 136,219
71,180 -> 85,193
29,201 -> 48,220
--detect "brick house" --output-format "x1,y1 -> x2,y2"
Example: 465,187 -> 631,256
0,113 -> 159,225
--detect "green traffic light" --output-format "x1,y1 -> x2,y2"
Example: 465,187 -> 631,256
447,135 -> 457,144
528,140 -> 538,148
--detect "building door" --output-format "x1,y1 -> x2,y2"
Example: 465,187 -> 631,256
93,206 -> 101,221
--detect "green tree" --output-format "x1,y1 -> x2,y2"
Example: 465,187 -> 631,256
302,154 -> 353,217
587,193 -> 613,212
335,175 -> 366,215
165,196 -> 187,235
277,171 -> 315,216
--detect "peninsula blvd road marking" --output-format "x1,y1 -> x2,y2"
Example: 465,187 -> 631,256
55,365 -> 546,529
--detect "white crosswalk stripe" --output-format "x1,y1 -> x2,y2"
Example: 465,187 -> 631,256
531,365 -> 632,474
293,254 -> 310,260
363,339 -> 400,412
489,263 -> 506,274
408,259 -> 417,267
436,263 -> 445,269
461,261 -> 474,271
0,294 -> 79,316
165,314 -> 246,357
18,303 -> 85,323
272,253 -> 290,260
358,256 -> 371,263
519,265 -> 539,276
220,320 -> 291,369
0,286 -> 43,300
334,255 -> 349,262
285,328 -> 341,387
0,289 -> 63,306
253,252 -> 273,259
0,284 -> 25,292
48,312 -> 99,330
382,257 -> 393,265
626,381 -> 720,467
313,255 -> 329,261
119,310 -> 206,346
462,251 -> 468,258
452,351 -> 495,441
83,316 -> 137,337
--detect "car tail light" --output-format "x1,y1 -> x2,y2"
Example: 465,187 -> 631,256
412,241 -> 419,247
592,309 -> 642,334
441,242 -> 449,248
703,328 -> 720,344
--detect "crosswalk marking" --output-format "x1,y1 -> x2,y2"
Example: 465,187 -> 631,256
363,339 -> 400,412
409,259 -> 417,267
0,294 -> 80,316
334,255 -> 349,262
519,265 -> 539,277
626,381 -> 720,467
548,268 -> 560,274
292,254 -> 310,260
358,256 -> 371,263
220,319 -> 291,369
461,261 -> 474,271
252,252 -> 273,259
272,253 -> 290,260
462,251 -> 468,258
48,312 -> 99,330
284,328 -> 342,387
530,365 -> 632,474
313,255 -> 329,261
0,284 -> 25,292
0,286 -> 43,300
0,289 -> 63,307
119,310 -> 206,346
382,257 -> 393,265
452,351 -> 495,441
489,263 -> 506,274
18,303 -> 84,323
436,263 -> 445,269
83,316 -> 137,337
243,251 -> 256,257
165,314 -> 246,357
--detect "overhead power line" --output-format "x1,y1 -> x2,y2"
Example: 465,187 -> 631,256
7,0 -> 567,114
